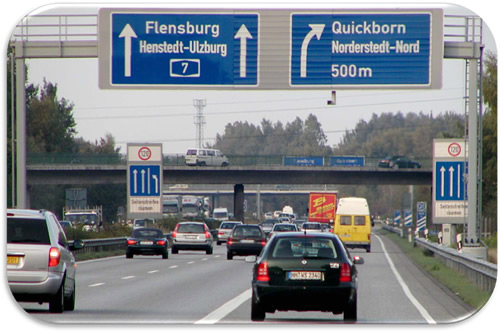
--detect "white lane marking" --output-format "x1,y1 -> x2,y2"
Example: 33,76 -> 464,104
122,276 -> 135,280
170,265 -> 178,269
187,261 -> 195,265
373,234 -> 436,324
148,270 -> 159,274
194,288 -> 252,324
202,258 -> 208,261
88,283 -> 105,288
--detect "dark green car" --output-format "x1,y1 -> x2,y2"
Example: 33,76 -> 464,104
126,228 -> 168,259
250,232 -> 364,321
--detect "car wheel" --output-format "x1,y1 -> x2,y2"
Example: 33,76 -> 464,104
171,246 -> 178,254
49,281 -> 65,313
227,251 -> 233,260
206,246 -> 213,255
126,251 -> 133,259
251,291 -> 266,321
216,241 -> 221,246
162,250 -> 169,259
64,283 -> 76,311
366,245 -> 371,253
343,291 -> 357,321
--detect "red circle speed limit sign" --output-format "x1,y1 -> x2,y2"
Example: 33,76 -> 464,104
138,147 -> 152,161
448,143 -> 461,157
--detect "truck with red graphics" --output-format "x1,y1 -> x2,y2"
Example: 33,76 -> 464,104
308,192 -> 337,223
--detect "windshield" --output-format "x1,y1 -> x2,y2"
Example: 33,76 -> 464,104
66,213 -> 98,225
177,224 -> 205,233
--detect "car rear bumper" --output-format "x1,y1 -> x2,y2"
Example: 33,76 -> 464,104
253,282 -> 355,312
227,244 -> 264,256
9,272 -> 63,301
172,240 -> 211,250
127,245 -> 167,255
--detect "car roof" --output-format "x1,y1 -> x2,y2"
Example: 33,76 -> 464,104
7,208 -> 47,219
177,221 -> 205,225
272,232 -> 337,240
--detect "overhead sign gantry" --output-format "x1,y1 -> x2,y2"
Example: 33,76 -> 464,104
98,8 -> 443,89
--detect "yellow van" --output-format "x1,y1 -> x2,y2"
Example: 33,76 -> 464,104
334,197 -> 371,252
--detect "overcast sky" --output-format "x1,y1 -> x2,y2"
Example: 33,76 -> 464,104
4,1 -> 497,156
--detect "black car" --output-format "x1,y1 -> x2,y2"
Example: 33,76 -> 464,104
378,155 -> 421,169
250,232 -> 364,321
227,224 -> 267,260
126,228 -> 168,259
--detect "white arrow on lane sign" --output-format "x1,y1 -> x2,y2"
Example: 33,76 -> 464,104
119,24 -> 137,77
152,174 -> 159,193
234,24 -> 253,78
440,166 -> 445,197
448,166 -> 455,198
300,24 -> 325,78
133,169 -> 138,193
141,169 -> 146,193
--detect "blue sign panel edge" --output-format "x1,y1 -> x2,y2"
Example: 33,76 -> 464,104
109,11 -> 260,88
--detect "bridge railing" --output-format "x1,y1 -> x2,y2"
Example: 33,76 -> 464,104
27,152 -> 432,168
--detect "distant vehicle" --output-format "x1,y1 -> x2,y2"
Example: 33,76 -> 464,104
260,219 -> 279,235
377,155 -> 421,169
63,206 -> 103,232
264,212 -> 274,220
217,221 -> 243,245
181,196 -> 204,219
126,228 -> 168,259
268,223 -> 298,238
282,206 -> 294,214
163,195 -> 182,218
171,222 -> 213,254
169,184 -> 188,190
334,197 -> 372,252
185,148 -> 229,166
302,222 -> 324,233
227,224 -> 267,260
7,209 -> 84,313
59,220 -> 73,231
308,192 -> 337,223
213,207 -> 229,221
250,232 -> 364,321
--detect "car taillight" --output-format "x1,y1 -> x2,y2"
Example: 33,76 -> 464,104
48,247 -> 61,267
227,238 -> 233,245
256,262 -> 270,282
127,239 -> 137,245
218,231 -> 224,236
260,240 -> 267,246
340,263 -> 351,282
205,231 -> 211,239
157,240 -> 166,246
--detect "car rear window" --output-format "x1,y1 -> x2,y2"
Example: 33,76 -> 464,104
233,226 -> 262,237
340,216 -> 351,225
7,218 -> 50,245
133,229 -> 163,238
303,223 -> 321,229
271,237 -> 338,259
274,224 -> 297,231
178,224 -> 205,233
354,216 -> 366,226
220,223 -> 238,229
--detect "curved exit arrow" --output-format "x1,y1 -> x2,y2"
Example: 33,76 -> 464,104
119,24 -> 137,77
300,24 -> 325,78
235,24 -> 253,78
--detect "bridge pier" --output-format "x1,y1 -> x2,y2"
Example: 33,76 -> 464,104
234,184 -> 244,223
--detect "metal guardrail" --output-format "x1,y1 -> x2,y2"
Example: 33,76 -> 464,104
73,237 -> 127,257
382,225 -> 496,293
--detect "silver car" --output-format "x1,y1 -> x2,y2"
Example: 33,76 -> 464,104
7,209 -> 84,312
171,222 -> 214,254
216,221 -> 243,245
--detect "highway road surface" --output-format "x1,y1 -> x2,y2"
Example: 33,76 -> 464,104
13,230 -> 475,325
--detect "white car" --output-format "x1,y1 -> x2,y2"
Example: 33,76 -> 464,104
301,222 -> 324,233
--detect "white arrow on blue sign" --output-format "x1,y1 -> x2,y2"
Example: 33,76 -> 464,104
435,161 -> 468,201
111,13 -> 259,86
129,165 -> 161,196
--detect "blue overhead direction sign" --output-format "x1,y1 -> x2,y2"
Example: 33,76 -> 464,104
290,12 -> 433,87
110,12 -> 259,87
330,156 -> 365,167
283,156 -> 324,166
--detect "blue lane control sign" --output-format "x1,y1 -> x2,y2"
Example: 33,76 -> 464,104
111,13 -> 259,86
291,13 -> 431,87
129,165 -> 161,196
435,161 -> 468,201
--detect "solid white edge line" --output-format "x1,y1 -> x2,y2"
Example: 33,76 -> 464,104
373,234 -> 437,324
194,288 -> 252,324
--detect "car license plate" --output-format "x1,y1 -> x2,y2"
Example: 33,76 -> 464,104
7,256 -> 20,265
141,241 -> 153,245
241,239 -> 255,243
186,235 -> 197,239
288,271 -> 322,280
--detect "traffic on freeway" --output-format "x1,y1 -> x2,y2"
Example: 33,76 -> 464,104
15,227 -> 474,325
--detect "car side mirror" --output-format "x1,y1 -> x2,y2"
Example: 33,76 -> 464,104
353,256 -> 364,264
70,239 -> 85,251
245,256 -> 257,263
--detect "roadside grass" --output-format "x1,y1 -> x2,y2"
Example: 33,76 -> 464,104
378,229 -> 493,310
